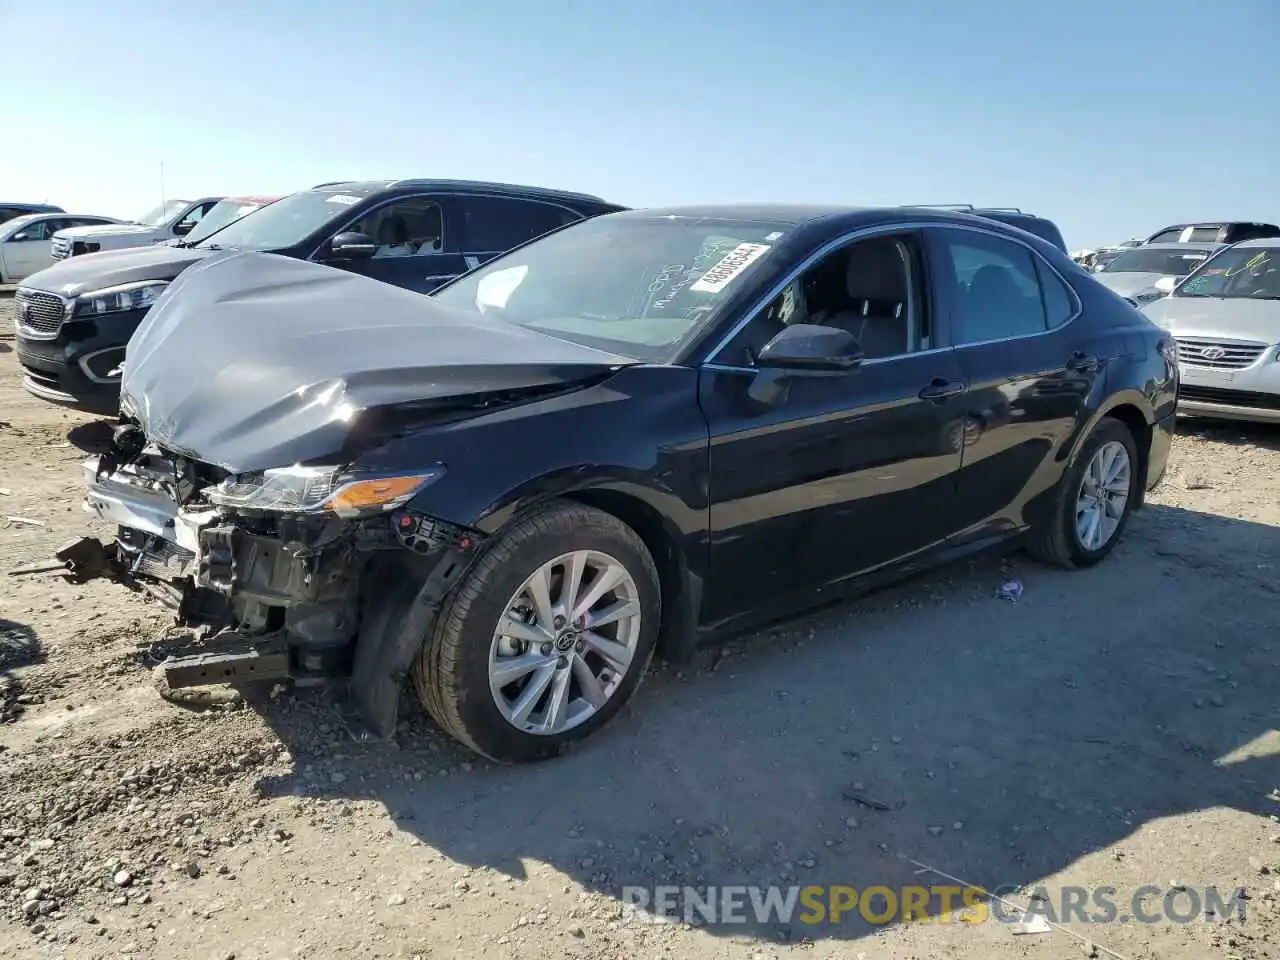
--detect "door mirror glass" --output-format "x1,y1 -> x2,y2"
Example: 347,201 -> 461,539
756,323 -> 863,372
329,231 -> 377,260
1153,276 -> 1177,295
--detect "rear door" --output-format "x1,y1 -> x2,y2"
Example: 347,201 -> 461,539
923,226 -> 1106,538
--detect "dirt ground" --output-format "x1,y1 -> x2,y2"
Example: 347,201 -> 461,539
2,293 -> 1279,960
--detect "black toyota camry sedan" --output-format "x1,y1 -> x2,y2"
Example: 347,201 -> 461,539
84,204 -> 1177,763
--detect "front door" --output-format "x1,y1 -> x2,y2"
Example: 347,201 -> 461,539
698,230 -> 969,628
3,219 -> 53,279
328,195 -> 469,294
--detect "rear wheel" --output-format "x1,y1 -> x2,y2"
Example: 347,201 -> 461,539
1027,417 -> 1140,568
413,500 -> 660,763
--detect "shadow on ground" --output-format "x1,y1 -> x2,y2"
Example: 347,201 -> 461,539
242,502 -> 1280,944
0,619 -> 43,727
67,419 -> 116,454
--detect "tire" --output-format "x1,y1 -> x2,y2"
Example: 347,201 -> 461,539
413,499 -> 661,763
1026,416 -> 1140,569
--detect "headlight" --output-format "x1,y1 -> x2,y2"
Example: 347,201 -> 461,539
206,464 -> 445,518
71,281 -> 169,318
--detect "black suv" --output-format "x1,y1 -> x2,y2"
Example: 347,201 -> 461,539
1145,221 -> 1280,245
15,180 -> 623,413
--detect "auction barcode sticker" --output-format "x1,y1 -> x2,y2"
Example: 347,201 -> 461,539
690,242 -> 772,294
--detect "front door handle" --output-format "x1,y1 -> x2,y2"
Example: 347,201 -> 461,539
918,378 -> 966,402
1067,351 -> 1100,373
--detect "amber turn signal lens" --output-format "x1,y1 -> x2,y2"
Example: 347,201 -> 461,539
325,475 -> 432,516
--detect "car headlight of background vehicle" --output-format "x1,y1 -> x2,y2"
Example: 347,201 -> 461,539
71,280 -> 170,318
206,464 -> 446,518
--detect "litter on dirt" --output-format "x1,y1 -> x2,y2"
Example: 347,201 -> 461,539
996,579 -> 1024,602
4,515 -> 44,527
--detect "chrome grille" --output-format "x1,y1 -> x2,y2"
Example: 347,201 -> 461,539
14,288 -> 70,340
1175,336 -> 1269,370
50,236 -> 72,260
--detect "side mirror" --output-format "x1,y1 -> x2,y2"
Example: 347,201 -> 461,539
756,323 -> 863,372
173,220 -> 196,236
9,232 -> 28,242
329,231 -> 377,260
1153,276 -> 1177,295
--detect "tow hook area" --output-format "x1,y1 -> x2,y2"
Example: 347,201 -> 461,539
8,536 -> 122,583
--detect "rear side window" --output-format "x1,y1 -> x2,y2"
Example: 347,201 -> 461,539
459,197 -> 580,253
935,228 -> 1051,343
1187,226 -> 1220,243
1034,260 -> 1076,327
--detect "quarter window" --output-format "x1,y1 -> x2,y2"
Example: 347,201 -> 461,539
458,197 -> 580,253
936,229 -> 1054,343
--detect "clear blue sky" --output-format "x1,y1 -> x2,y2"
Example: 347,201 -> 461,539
5,0 -> 1278,249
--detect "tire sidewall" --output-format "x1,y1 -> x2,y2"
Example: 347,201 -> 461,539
438,516 -> 660,763
1060,419 -> 1140,566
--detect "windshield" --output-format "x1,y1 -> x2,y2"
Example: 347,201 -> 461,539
431,215 -> 791,361
1102,248 -> 1212,276
194,190 -> 362,250
184,198 -> 275,245
1174,246 -> 1280,300
136,199 -> 191,227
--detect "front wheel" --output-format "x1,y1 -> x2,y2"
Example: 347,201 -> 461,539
1026,416 -> 1140,568
413,500 -> 661,763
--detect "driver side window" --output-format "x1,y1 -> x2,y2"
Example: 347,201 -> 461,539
346,198 -> 445,259
717,232 -> 927,367
9,221 -> 50,242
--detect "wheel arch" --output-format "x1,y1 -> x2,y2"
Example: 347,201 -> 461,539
559,488 -> 701,665
1070,390 -> 1155,506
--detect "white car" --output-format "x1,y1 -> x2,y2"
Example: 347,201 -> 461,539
1142,239 -> 1280,424
1093,242 -> 1220,306
49,197 -> 223,261
0,212 -> 120,283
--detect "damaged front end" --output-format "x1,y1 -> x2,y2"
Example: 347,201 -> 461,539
84,421 -> 482,737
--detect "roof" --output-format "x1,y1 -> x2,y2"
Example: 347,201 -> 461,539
2,212 -> 113,228
611,203 -> 1055,231
220,195 -> 283,204
1155,221 -> 1279,229
1229,237 -> 1280,249
307,179 -> 611,205
1134,241 -> 1223,252
613,203 -> 864,224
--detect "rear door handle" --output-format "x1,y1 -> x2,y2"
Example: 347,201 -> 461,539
1067,351 -> 1100,373
918,378 -> 966,402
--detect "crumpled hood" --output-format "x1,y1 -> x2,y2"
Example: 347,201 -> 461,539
1093,271 -> 1168,298
1142,295 -> 1280,344
121,252 -> 635,473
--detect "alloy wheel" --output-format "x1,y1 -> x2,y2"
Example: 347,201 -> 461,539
1075,440 -> 1131,551
488,550 -> 642,735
